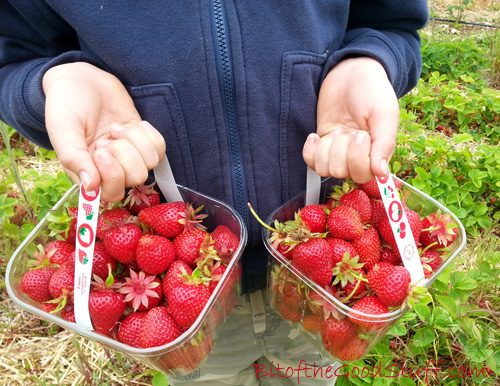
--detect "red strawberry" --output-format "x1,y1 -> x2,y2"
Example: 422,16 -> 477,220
168,283 -> 211,330
45,240 -> 75,266
321,317 -> 358,354
140,307 -> 181,348
49,262 -> 75,300
340,189 -> 373,223
359,178 -> 401,199
90,242 -> 118,280
351,227 -> 380,271
136,235 -> 176,275
61,308 -> 76,323
339,268 -> 367,302
173,229 -> 210,268
420,249 -> 443,278
369,199 -> 387,229
367,265 -> 411,307
324,238 -> 358,266
276,242 -> 294,261
291,238 -> 334,287
332,336 -> 369,361
119,270 -> 163,311
21,266 -> 58,302
279,279 -> 305,311
379,247 -> 402,266
348,296 -> 390,331
299,205 -> 327,233
103,223 -> 143,264
41,302 -> 58,313
88,277 -> 126,336
162,260 -> 193,299
123,183 -> 161,215
277,301 -> 302,322
327,206 -> 364,240
420,211 -> 458,249
378,208 -> 421,253
302,313 -> 324,334
208,263 -> 227,293
211,225 -> 240,261
117,311 -> 148,348
96,207 -> 132,240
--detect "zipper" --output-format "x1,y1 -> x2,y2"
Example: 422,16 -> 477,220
211,0 -> 249,225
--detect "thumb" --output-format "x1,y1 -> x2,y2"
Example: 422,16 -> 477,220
47,120 -> 102,192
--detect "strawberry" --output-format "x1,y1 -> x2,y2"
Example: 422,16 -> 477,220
207,263 -> 227,293
369,199 -> 387,229
378,207 -> 421,253
299,205 -> 327,233
351,227 -> 380,271
45,240 -> 75,266
324,238 -> 358,266
339,268 -> 367,302
140,307 -> 181,348
49,262 -> 75,300
279,279 -> 305,310
211,225 -> 240,261
420,210 -> 458,249
96,207 -> 132,240
339,189 -> 373,223
321,317 -> 358,354
90,242 -> 118,280
103,223 -> 143,264
162,260 -> 193,299
123,183 -> 161,215
136,234 -> 176,275
348,296 -> 390,331
327,206 -> 364,240
277,301 -> 302,322
291,238 -> 334,287
332,336 -> 369,361
117,311 -> 148,348
301,313 -> 324,334
41,301 -> 58,313
21,266 -> 58,302
173,229 -> 210,268
367,265 -> 411,307
420,249 -> 443,278
139,202 -> 207,239
119,270 -> 163,311
379,247 -> 402,266
61,307 -> 76,323
88,276 -> 126,336
168,283 -> 211,330
359,178 -> 401,199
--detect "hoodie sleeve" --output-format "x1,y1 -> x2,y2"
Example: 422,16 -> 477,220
324,0 -> 429,98
0,1 -> 105,149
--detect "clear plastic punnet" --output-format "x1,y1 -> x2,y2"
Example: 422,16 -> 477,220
263,176 -> 466,363
6,183 -> 247,376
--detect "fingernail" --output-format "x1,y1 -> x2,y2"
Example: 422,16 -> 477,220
79,171 -> 91,190
380,159 -> 389,176
97,148 -> 113,165
355,130 -> 366,144
96,139 -> 111,147
110,125 -> 124,132
307,134 -> 317,145
332,128 -> 344,135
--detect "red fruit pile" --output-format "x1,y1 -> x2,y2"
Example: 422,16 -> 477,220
266,179 -> 458,362
20,183 -> 241,356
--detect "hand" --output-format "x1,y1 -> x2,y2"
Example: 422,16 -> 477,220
302,57 -> 399,183
42,62 -> 166,202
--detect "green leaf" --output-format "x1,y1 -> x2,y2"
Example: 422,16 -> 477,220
413,327 -> 436,347
414,303 -> 430,321
453,133 -> 473,143
476,215 -> 492,230
389,322 -> 407,336
450,271 -> 477,291
151,370 -> 169,386
473,203 -> 488,217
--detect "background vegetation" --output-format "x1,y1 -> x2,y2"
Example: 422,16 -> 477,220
1,1 -> 499,385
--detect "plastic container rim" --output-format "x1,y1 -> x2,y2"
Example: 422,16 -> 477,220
6,184 -> 248,357
263,176 -> 467,322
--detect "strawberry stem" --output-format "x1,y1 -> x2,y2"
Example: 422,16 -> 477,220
341,277 -> 362,304
350,271 -> 368,283
247,203 -> 278,233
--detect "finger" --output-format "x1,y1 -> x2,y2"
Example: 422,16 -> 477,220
302,133 -> 320,170
45,113 -> 101,191
325,129 -> 352,179
347,130 -> 373,184
93,147 -> 126,203
96,138 -> 149,187
368,103 -> 399,177
108,121 -> 166,169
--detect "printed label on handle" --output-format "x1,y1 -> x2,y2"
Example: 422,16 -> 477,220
74,184 -> 101,329
376,174 -> 425,285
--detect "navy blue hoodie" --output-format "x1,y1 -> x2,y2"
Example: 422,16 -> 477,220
0,1 -> 429,286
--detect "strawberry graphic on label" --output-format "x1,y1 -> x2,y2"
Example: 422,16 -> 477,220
82,203 -> 94,220
77,224 -> 94,248
78,249 -> 88,265
388,201 -> 403,222
398,222 -> 406,239
384,186 -> 394,199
